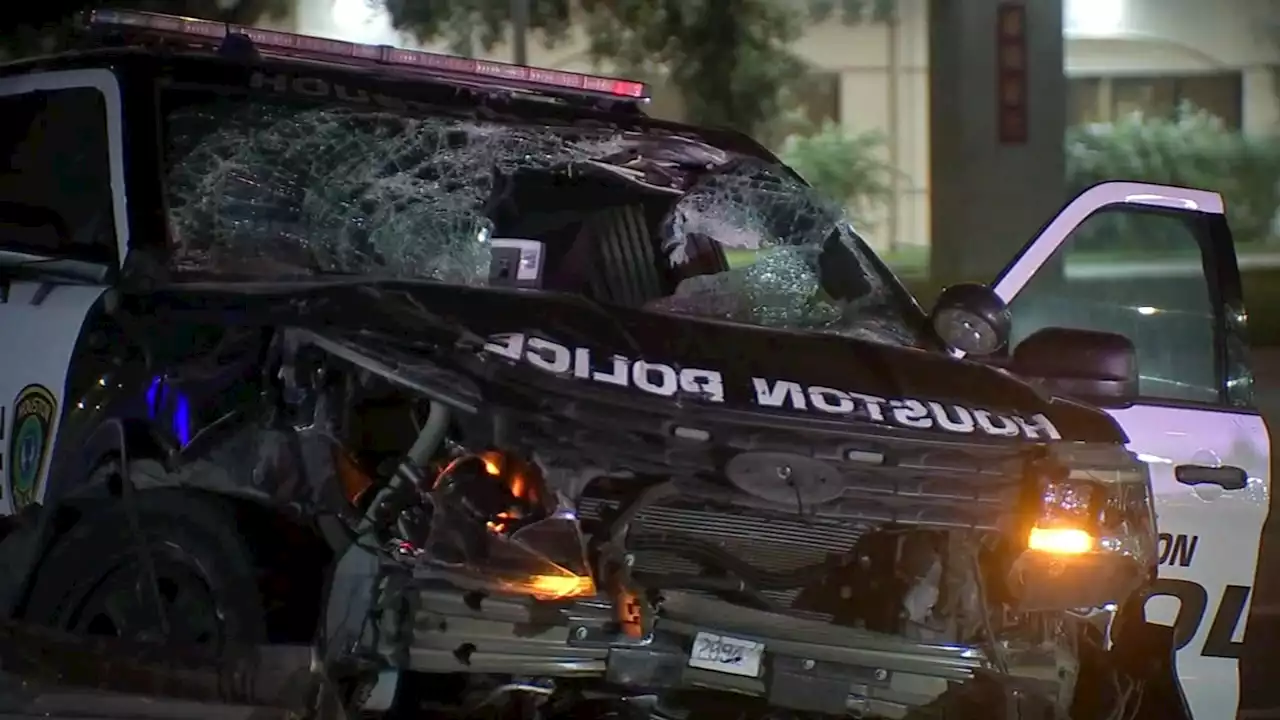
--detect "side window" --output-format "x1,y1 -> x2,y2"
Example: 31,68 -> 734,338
1006,209 -> 1220,405
0,86 -> 116,263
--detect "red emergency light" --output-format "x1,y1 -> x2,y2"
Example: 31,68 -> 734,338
86,8 -> 651,102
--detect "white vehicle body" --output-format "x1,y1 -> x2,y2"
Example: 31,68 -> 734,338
995,182 -> 1270,720
0,68 -> 1266,720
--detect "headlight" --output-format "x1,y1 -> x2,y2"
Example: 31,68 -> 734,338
1007,461 -> 1157,611
1032,467 -> 1157,562
1026,474 -> 1101,555
422,451 -> 597,601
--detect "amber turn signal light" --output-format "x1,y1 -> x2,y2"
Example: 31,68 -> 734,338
1027,526 -> 1094,555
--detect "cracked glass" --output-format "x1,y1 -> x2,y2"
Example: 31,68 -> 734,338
161,88 -> 924,347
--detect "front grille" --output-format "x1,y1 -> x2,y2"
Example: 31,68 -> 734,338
553,407 -> 1038,612
578,495 -> 870,608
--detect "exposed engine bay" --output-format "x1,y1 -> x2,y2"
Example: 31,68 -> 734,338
134,325 -> 1161,720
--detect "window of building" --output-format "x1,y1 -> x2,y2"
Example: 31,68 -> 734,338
1067,77 -> 1102,126
796,71 -> 841,128
1068,73 -> 1243,129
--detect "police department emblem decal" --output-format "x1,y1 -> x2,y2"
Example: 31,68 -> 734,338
10,384 -> 55,511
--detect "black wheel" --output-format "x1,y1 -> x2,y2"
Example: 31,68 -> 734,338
23,488 -> 267,654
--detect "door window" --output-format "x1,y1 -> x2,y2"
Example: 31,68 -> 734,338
1006,208 -> 1222,405
0,86 -> 116,263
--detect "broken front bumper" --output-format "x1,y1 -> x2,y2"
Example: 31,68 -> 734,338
370,576 -> 1063,719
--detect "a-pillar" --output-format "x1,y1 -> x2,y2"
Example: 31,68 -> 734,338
927,0 -> 1066,292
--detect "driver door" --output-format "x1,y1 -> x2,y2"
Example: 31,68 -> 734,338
991,181 -> 1269,720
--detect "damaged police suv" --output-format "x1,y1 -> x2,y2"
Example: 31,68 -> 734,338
0,9 -> 1266,720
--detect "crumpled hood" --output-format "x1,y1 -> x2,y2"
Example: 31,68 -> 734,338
147,280 -> 1125,444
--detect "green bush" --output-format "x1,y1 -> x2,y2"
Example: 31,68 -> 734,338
779,121 -> 897,220
1066,106 -> 1280,253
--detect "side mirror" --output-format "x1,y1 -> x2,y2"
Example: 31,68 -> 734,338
1011,327 -> 1138,401
929,283 -> 1012,356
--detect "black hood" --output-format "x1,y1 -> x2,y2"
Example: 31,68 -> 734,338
145,280 -> 1125,444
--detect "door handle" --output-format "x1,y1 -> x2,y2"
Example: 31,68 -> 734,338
1174,464 -> 1248,491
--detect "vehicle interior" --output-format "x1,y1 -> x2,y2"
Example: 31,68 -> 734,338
488,171 -> 731,307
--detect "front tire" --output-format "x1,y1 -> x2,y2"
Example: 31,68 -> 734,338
22,488 -> 267,654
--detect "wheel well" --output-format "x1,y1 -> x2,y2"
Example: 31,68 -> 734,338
33,486 -> 333,645
227,495 -> 334,644
106,421 -> 335,643
34,417 -> 336,643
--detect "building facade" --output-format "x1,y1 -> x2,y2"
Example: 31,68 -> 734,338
289,0 -> 1280,256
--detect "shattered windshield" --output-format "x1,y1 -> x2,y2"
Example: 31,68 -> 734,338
162,89 -> 925,347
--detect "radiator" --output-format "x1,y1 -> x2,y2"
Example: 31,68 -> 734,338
577,494 -> 871,608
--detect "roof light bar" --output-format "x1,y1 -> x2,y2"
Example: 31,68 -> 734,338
87,9 -> 651,101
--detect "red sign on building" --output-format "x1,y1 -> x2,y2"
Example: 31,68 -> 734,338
996,2 -> 1028,144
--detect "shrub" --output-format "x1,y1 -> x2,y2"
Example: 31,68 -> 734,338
779,121 -> 897,221
1066,105 -> 1280,252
